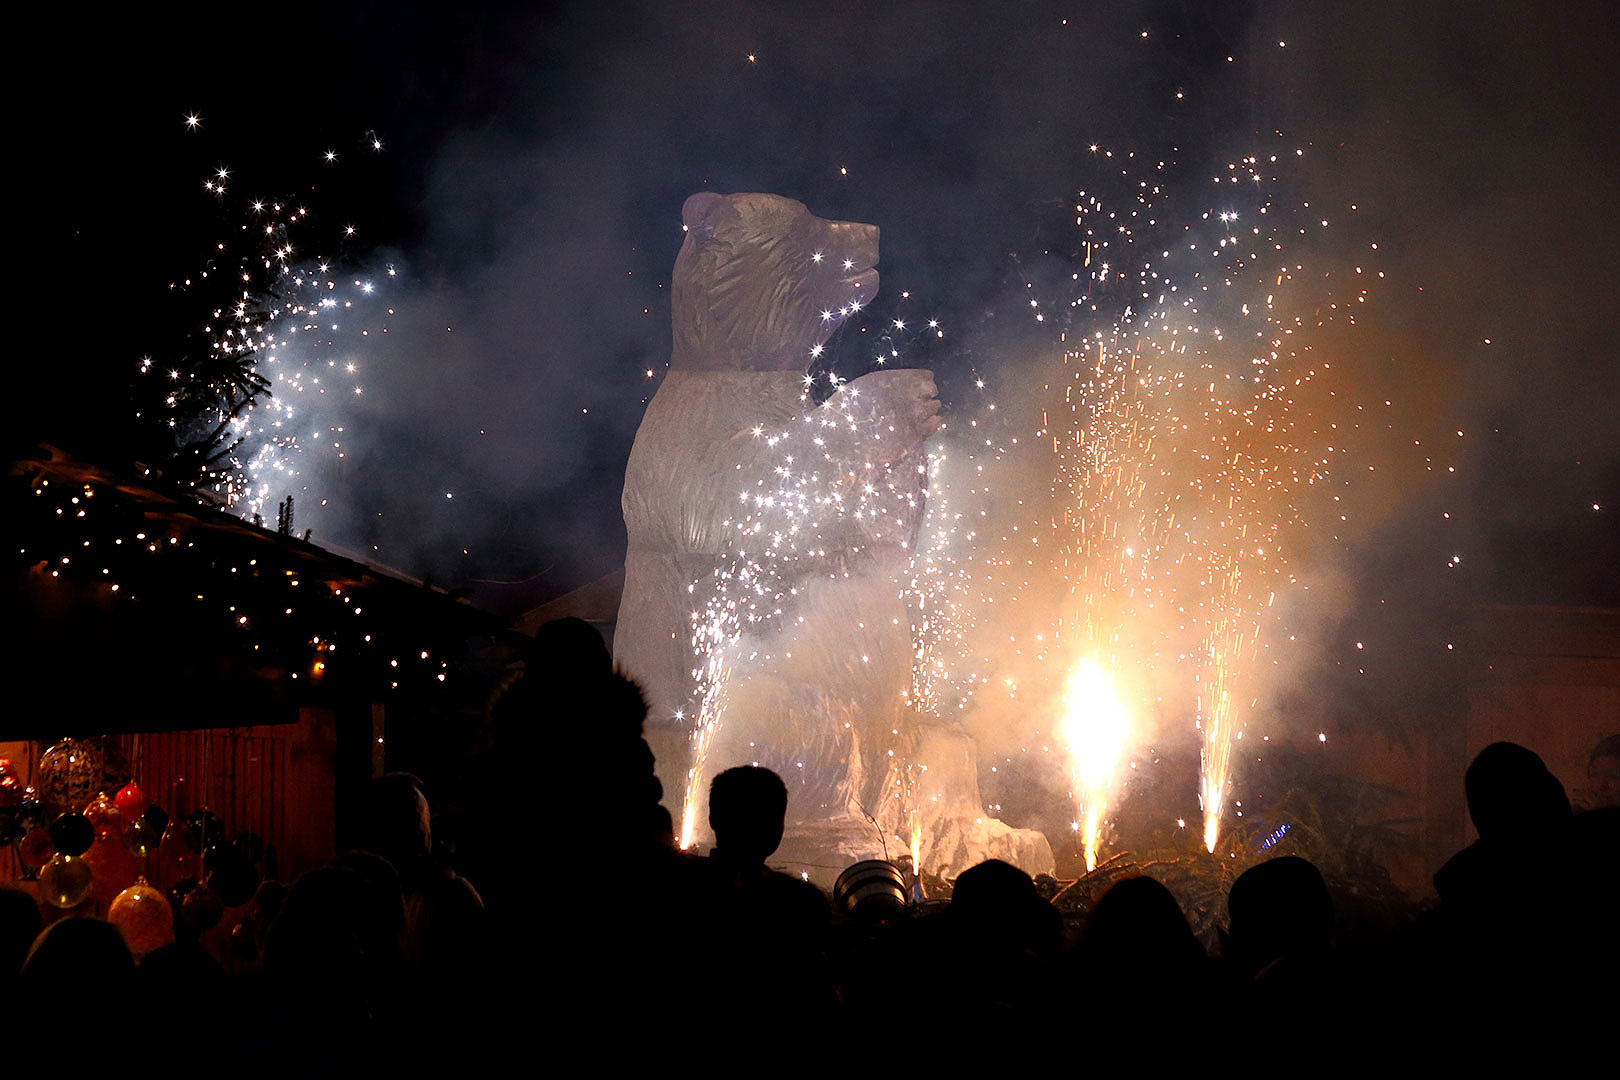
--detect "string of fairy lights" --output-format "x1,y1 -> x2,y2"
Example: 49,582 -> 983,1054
13,464 -> 481,701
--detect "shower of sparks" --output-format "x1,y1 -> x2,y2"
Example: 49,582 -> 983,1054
144,145 -> 397,523
227,261 -> 394,520
1059,657 -> 1131,871
975,139 -> 1377,855
675,290 -> 951,849
900,448 -> 979,722
677,363 -> 931,849
882,444 -> 981,871
910,805 -> 923,896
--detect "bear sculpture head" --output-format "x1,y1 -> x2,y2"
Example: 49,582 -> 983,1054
671,192 -> 879,372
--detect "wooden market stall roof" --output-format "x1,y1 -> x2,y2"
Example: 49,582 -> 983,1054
6,444 -> 506,739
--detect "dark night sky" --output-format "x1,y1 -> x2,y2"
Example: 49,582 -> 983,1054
22,0 -> 1619,621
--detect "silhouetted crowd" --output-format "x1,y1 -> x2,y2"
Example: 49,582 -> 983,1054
4,619 -> 1617,1072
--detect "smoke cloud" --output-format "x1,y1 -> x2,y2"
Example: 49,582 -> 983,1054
28,0 -> 1617,762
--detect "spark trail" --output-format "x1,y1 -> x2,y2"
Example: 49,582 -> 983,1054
144,138 -> 397,528
984,139 -> 1375,857
678,367 -> 932,850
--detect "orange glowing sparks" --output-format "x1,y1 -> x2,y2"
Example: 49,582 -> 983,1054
969,137 -> 1379,858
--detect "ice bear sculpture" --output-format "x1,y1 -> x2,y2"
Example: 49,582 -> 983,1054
616,192 -> 1052,880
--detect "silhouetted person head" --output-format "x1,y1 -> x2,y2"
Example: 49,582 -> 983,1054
529,617 -> 612,683
1078,875 -> 1204,971
1586,734 -> 1620,811
21,917 -> 134,994
264,863 -> 407,1026
138,939 -> 224,993
360,772 -> 431,876
709,766 -> 787,866
497,621 -> 652,794
0,886 -> 42,985
332,849 -> 407,933
650,803 -> 676,850
952,859 -> 1036,925
1465,741 -> 1571,841
602,669 -> 654,740
1227,856 -> 1333,975
951,859 -> 1061,955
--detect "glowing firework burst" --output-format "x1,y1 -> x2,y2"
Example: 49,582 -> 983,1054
225,256 -> 398,521
882,443 -> 983,871
678,367 -> 932,849
1059,656 -> 1131,871
974,138 -> 1376,856
900,446 -> 981,724
141,141 -> 397,526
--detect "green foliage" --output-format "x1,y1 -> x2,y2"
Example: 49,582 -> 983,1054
133,203 -> 298,499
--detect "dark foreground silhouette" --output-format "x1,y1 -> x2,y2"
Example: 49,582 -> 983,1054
4,621 -> 1614,1069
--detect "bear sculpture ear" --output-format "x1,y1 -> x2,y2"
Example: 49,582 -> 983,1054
682,191 -> 740,243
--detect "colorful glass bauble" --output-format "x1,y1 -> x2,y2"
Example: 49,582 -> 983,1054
38,739 -> 102,810
123,814 -> 160,858
158,779 -> 199,891
84,831 -> 138,910
204,844 -> 259,906
47,812 -> 95,857
16,787 -> 45,829
113,782 -> 146,823
173,879 -> 224,938
39,853 -> 94,908
83,791 -> 122,839
108,877 -> 174,958
0,757 -> 20,807
18,826 -> 55,868
188,809 -> 225,851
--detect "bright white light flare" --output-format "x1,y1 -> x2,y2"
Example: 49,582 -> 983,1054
1059,657 -> 1131,871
